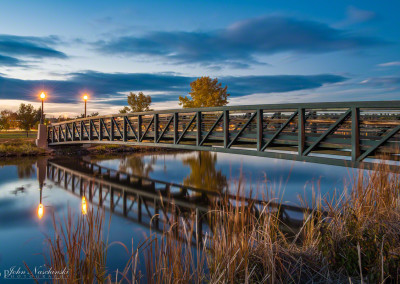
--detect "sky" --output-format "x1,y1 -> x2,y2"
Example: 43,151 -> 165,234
0,0 -> 399,117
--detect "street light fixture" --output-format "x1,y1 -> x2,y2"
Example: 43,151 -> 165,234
40,92 -> 46,124
83,95 -> 88,118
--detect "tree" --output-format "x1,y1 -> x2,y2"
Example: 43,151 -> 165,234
0,110 -> 17,131
179,76 -> 229,108
75,112 -> 99,119
0,111 -> 9,131
17,104 -> 38,137
119,92 -> 152,113
119,106 -> 131,114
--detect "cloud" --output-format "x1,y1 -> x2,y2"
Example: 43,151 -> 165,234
0,34 -> 67,59
0,54 -> 22,66
360,76 -> 400,88
378,61 -> 400,67
346,6 -> 377,24
0,71 -> 346,104
95,15 -> 384,69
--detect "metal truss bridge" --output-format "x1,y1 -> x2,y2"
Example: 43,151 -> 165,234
48,101 -> 400,168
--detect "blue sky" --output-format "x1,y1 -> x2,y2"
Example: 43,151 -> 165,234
0,0 -> 399,116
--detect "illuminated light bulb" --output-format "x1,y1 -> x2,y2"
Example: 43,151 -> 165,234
82,196 -> 87,215
83,95 -> 88,101
38,203 -> 44,219
40,92 -> 46,99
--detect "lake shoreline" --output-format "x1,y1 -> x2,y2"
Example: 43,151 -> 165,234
0,138 -> 188,158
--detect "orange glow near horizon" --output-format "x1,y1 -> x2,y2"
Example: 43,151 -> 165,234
83,95 -> 88,101
82,196 -> 87,215
38,203 -> 44,219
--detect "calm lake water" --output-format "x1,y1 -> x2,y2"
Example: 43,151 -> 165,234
0,151 -> 356,281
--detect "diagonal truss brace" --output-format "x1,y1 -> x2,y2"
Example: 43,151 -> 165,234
199,112 -> 224,146
227,112 -> 257,148
303,108 -> 351,156
357,124 -> 400,161
176,114 -> 197,144
157,115 -> 174,143
124,116 -> 138,141
261,110 -> 298,151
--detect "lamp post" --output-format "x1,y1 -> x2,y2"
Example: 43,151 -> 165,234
83,95 -> 88,118
40,92 -> 46,124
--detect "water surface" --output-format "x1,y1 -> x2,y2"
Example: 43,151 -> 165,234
0,151 -> 354,281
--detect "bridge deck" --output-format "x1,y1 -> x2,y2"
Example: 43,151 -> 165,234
47,101 -> 400,168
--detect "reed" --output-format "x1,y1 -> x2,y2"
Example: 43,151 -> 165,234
44,160 -> 400,283
46,208 -> 109,283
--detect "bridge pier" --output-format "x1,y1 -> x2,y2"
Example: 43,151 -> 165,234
36,124 -> 48,148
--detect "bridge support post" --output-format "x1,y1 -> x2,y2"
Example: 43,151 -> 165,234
36,124 -> 48,149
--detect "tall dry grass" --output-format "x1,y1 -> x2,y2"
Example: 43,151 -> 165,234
43,160 -> 400,283
46,208 -> 109,283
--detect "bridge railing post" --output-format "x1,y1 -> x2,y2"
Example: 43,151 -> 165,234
80,121 -> 83,141
123,116 -> 127,142
174,112 -> 178,144
99,118 -> 103,141
89,119 -> 93,141
298,108 -> 305,155
154,114 -> 159,143
257,109 -> 263,151
197,111 -> 202,146
223,110 -> 229,148
110,117 -> 114,141
138,115 -> 142,142
351,107 -> 360,161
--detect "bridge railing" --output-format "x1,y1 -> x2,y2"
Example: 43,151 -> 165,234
48,101 -> 400,167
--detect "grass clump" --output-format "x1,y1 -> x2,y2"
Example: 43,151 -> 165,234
319,162 -> 400,282
0,139 -> 46,157
46,209 -> 109,283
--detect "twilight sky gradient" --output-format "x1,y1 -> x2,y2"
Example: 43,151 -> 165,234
0,0 -> 399,117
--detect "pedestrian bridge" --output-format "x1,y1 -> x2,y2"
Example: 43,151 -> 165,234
47,101 -> 400,168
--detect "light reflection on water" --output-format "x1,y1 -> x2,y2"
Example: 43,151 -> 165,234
0,152 -> 353,279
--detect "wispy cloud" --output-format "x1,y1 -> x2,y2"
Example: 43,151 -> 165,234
0,34 -> 67,60
360,76 -> 400,89
378,61 -> 400,67
0,54 -> 22,66
95,15 -> 385,69
0,71 -> 346,104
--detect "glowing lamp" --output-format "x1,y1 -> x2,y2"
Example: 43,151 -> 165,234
38,203 -> 44,219
83,95 -> 88,101
82,196 -> 87,215
40,92 -> 46,100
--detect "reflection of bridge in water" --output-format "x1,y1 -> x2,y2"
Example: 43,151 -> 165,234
47,101 -> 400,168
46,158 -> 312,242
